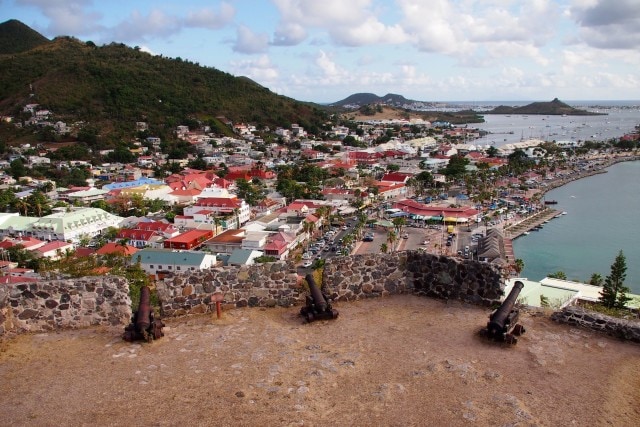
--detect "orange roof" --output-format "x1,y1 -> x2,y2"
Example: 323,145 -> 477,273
96,242 -> 139,256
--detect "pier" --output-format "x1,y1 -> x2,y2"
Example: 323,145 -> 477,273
503,207 -> 562,240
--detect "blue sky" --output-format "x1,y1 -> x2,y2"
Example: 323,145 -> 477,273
2,0 -> 640,103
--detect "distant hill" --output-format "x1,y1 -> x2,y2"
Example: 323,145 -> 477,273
0,20 -> 328,138
0,19 -> 50,54
485,98 -> 603,116
332,92 -> 418,108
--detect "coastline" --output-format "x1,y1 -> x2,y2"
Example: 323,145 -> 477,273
537,153 -> 640,199
508,153 -> 640,268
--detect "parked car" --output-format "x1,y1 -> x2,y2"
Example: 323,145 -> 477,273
402,233 -> 409,239
302,260 -> 313,268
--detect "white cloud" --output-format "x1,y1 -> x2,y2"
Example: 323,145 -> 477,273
570,0 -> 640,49
111,9 -> 180,42
184,2 -> 235,30
272,22 -> 307,46
16,0 -> 102,36
233,25 -> 269,54
229,55 -> 279,82
271,0 -> 406,46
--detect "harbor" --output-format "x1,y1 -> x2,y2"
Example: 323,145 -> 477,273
503,207 -> 562,240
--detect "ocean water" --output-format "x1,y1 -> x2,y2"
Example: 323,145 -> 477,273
513,161 -> 640,293
474,108 -> 640,147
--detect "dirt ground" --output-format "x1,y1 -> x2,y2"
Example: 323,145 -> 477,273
1,295 -> 639,427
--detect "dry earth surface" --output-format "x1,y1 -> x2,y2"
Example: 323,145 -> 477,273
1,295 -> 639,426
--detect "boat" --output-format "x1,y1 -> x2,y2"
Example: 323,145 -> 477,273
523,231 -> 530,235
544,200 -> 558,205
561,211 -> 568,215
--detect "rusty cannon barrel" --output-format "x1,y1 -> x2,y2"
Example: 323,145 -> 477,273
123,286 -> 165,342
300,273 -> 339,323
486,280 -> 526,344
135,286 -> 152,332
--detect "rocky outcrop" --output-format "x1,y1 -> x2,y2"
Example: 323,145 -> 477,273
552,305 -> 640,342
0,276 -> 131,337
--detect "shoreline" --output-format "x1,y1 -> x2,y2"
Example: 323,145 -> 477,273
508,153 -> 640,267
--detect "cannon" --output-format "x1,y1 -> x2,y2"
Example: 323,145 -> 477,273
485,280 -> 526,344
123,286 -> 165,342
300,274 -> 339,322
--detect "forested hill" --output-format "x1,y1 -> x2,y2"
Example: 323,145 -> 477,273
485,98 -> 602,115
0,19 -> 50,54
332,92 -> 417,107
0,20 -> 328,134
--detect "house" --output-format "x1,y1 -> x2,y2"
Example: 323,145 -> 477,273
66,187 -> 109,205
115,229 -> 161,248
203,228 -> 246,254
262,231 -> 296,260
96,242 -> 139,256
34,241 -> 75,260
184,197 -> 251,226
132,248 -> 217,277
226,249 -> 263,266
380,172 -> 412,185
29,208 -> 124,243
163,229 -> 213,250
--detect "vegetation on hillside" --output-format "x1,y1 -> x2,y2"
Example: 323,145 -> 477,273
0,22 -> 329,140
0,19 -> 50,54
486,98 -> 602,116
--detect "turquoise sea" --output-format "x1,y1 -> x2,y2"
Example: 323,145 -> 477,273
513,161 -> 640,293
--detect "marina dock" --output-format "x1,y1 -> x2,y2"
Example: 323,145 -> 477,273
503,207 -> 562,240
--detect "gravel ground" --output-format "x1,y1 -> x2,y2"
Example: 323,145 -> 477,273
1,295 -> 639,426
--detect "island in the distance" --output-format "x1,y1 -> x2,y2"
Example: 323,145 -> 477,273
485,98 -> 604,115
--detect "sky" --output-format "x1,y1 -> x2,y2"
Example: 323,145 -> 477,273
2,0 -> 640,103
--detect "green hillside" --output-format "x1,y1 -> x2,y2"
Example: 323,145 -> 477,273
0,19 -> 50,54
486,98 -> 602,115
0,21 -> 328,136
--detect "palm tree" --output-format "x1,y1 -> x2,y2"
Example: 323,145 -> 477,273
392,217 -> 407,235
386,230 -> 398,252
15,199 -> 30,216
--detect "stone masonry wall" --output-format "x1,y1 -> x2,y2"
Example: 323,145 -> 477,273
157,252 -> 505,317
552,305 -> 640,343
155,261 -> 302,316
0,276 -> 132,337
323,252 -> 504,306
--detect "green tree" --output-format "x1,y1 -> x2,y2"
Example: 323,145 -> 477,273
589,273 -> 603,287
442,155 -> 469,179
9,158 -> 27,180
547,271 -> 567,280
599,250 -> 631,309
514,259 -> 525,275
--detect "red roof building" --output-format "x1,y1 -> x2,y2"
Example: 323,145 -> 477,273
163,229 -> 213,250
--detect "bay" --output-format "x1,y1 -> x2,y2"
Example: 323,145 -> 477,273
513,161 -> 640,293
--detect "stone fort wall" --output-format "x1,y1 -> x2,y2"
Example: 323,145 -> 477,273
0,276 -> 131,337
1,252 -> 505,337
156,252 -> 505,317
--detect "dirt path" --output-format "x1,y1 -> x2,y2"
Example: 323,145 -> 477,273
1,295 -> 639,426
